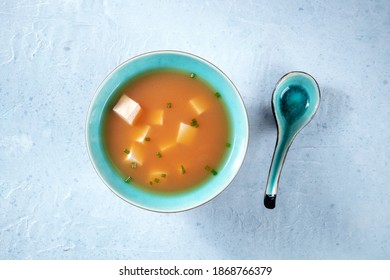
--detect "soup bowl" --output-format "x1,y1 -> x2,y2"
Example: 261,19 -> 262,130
86,50 -> 249,212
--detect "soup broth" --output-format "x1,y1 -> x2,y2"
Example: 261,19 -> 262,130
103,69 -> 231,193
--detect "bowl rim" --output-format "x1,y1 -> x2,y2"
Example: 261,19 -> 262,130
85,50 -> 249,213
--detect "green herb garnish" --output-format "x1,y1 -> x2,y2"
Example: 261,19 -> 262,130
161,173 -> 167,178
226,142 -> 231,148
154,178 -> 160,183
124,176 -> 132,183
131,162 -> 137,169
145,137 -> 151,142
190,118 -> 199,128
156,152 -> 162,158
205,165 -> 218,176
167,102 -> 172,108
149,181 -> 153,185
124,148 -> 130,154
214,92 -> 221,98
181,164 -> 186,174
190,73 -> 196,78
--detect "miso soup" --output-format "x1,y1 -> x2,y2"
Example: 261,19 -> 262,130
103,69 -> 231,193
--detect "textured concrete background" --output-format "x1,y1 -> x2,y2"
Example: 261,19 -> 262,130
1,0 -> 389,259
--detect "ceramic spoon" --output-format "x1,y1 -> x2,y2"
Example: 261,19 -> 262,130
264,71 -> 321,209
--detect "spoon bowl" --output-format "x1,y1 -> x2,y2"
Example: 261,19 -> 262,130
264,71 -> 320,209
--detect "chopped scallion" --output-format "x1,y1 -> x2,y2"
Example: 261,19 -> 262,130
226,142 -> 231,148
214,92 -> 221,98
190,73 -> 196,78
181,164 -> 186,174
205,165 -> 218,176
161,173 -> 167,178
167,102 -> 172,108
124,176 -> 132,183
190,118 -> 199,128
145,137 -> 151,142
124,148 -> 130,154
154,178 -> 160,183
156,152 -> 162,158
131,162 -> 137,169
149,181 -> 153,185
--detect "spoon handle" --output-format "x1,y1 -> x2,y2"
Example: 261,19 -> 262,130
264,132 -> 294,209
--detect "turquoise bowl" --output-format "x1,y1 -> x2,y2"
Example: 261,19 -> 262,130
86,50 -> 249,212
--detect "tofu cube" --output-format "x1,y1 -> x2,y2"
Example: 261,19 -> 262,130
148,109 -> 164,125
189,97 -> 208,115
132,125 -> 150,142
113,95 -> 141,125
176,122 -> 197,145
125,142 -> 144,165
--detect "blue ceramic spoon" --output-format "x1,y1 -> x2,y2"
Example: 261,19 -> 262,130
264,71 -> 320,209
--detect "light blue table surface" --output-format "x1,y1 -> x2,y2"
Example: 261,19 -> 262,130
1,0 -> 389,259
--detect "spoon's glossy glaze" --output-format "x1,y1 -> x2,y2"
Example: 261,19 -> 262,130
264,71 -> 320,209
